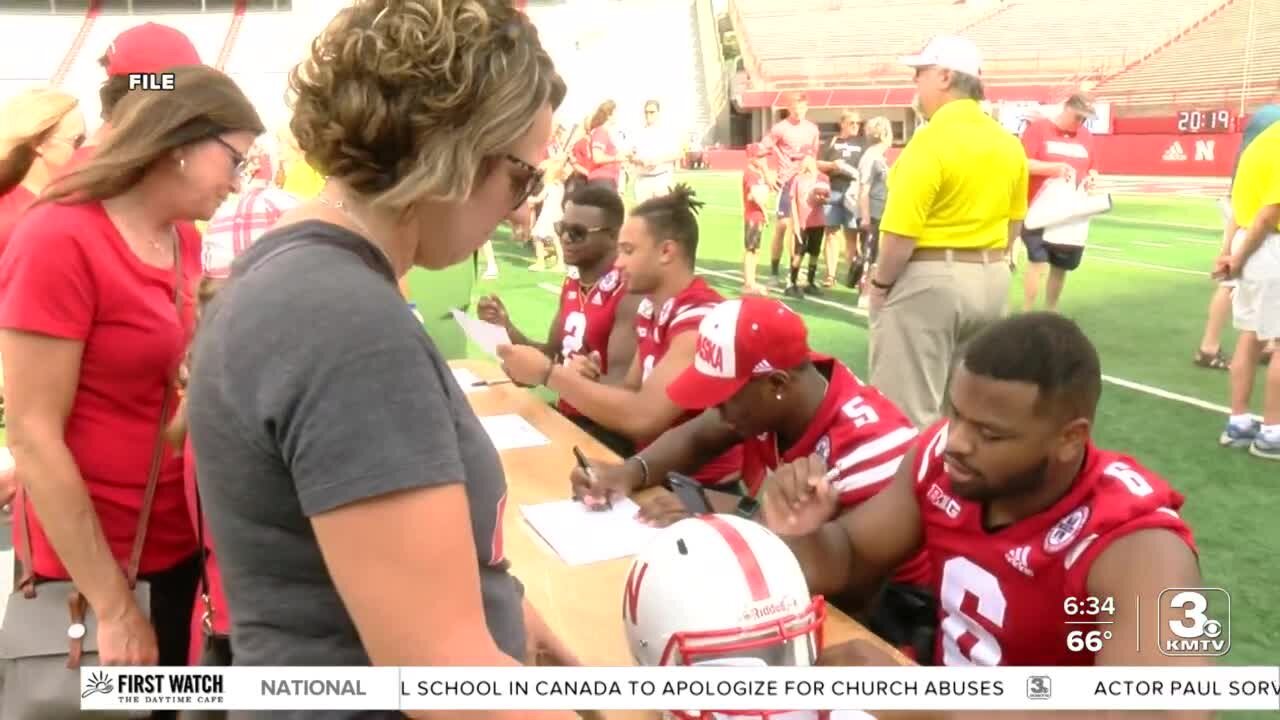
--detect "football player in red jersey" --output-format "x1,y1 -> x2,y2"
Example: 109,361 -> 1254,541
479,184 -> 639,456
772,313 -> 1208,683
573,296 -> 935,659
500,186 -> 743,488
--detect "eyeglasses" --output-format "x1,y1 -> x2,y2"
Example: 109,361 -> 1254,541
211,136 -> 248,178
502,153 -> 544,210
554,220 -> 612,244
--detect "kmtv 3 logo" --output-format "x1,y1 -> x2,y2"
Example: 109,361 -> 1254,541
1159,588 -> 1230,656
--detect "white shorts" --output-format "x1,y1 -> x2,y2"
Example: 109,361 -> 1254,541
633,173 -> 674,203
1232,233 -> 1280,341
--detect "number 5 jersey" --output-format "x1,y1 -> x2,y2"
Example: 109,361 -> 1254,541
911,419 -> 1196,666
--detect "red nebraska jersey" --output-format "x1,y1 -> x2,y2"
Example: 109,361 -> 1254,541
636,277 -> 743,485
1021,117 -> 1095,203
740,356 -> 929,585
912,420 -> 1196,666
554,266 -> 627,417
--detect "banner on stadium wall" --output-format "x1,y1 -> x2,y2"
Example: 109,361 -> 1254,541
1092,133 -> 1242,177
996,100 -> 1113,136
78,666 -> 1280,712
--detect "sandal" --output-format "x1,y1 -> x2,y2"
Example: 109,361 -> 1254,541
1193,349 -> 1230,370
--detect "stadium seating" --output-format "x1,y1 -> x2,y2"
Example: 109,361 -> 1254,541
731,0 -> 1227,88
961,0 -> 1225,82
1093,0 -> 1280,113
731,0 -> 982,84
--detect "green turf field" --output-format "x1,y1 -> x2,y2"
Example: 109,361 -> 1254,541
408,172 -> 1277,679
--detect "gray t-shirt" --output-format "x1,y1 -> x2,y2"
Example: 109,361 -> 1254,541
859,148 -> 890,220
187,221 -> 524,717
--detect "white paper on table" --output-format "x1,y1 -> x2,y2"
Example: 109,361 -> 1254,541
450,309 -> 511,358
478,413 -> 551,451
519,497 -> 659,565
450,366 -> 484,394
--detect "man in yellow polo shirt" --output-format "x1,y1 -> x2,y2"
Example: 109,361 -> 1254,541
866,35 -> 1028,428
1218,120 -> 1280,460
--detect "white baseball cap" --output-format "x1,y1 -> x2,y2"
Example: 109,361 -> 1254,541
900,35 -> 983,77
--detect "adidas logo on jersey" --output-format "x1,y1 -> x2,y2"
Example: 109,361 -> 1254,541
1163,142 -> 1187,162
1005,545 -> 1034,577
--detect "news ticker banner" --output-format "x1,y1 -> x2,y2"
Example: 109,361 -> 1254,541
80,666 -> 1280,713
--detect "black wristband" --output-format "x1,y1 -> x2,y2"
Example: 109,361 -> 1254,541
870,277 -> 894,291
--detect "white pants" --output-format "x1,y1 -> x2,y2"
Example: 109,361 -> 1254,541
634,172 -> 675,203
1232,231 -> 1280,341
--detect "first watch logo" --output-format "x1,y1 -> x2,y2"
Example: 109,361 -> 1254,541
83,670 -> 115,698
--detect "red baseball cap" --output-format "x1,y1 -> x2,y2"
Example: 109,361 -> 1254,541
667,297 -> 810,411
104,23 -> 201,77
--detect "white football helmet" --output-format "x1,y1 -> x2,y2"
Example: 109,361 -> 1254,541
622,514 -> 826,720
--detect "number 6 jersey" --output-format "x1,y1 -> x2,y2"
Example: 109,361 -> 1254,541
911,419 -> 1196,666
554,266 -> 627,417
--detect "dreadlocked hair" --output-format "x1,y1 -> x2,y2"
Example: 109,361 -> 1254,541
631,183 -> 703,265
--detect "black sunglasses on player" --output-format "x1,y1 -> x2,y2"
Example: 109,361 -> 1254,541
502,153 -> 544,210
554,220 -> 612,244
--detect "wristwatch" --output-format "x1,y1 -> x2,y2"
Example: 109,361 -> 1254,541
735,495 -> 761,519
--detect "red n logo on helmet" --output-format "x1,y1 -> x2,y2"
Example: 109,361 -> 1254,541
622,561 -> 649,625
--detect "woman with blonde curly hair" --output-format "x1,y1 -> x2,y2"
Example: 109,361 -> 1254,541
0,88 -> 85,242
185,3 -> 579,716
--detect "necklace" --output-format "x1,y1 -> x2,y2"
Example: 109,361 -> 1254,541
316,192 -> 372,237
316,188 -> 398,269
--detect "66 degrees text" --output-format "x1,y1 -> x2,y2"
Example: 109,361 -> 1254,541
1062,596 -> 1116,653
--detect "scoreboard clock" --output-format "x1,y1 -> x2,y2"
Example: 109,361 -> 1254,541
1176,109 -> 1235,133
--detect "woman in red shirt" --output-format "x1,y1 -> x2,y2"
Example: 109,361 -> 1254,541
0,65 -> 263,675
587,99 -> 622,191
0,88 -> 86,253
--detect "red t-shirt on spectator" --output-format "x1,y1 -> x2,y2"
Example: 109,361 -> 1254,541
0,185 -> 37,260
0,201 -> 200,578
570,136 -> 593,177
763,117 -> 820,186
1021,117 -> 1095,203
793,171 -> 831,230
742,168 -> 768,225
588,127 -> 620,183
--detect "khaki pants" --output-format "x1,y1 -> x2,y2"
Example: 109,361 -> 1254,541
869,255 -> 1011,428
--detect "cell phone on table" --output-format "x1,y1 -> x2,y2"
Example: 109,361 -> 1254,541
665,472 -> 713,515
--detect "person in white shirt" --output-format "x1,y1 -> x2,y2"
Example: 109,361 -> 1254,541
529,158 -> 568,272
629,100 -> 683,203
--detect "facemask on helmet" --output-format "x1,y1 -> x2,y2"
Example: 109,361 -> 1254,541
623,514 -> 827,720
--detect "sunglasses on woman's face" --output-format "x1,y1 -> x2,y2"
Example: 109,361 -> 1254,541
554,221 -> 610,244
502,154 -> 544,210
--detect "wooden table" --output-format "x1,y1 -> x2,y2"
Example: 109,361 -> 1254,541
454,360 -> 909,719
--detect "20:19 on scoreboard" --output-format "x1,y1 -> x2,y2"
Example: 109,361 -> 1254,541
1177,109 -> 1235,133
